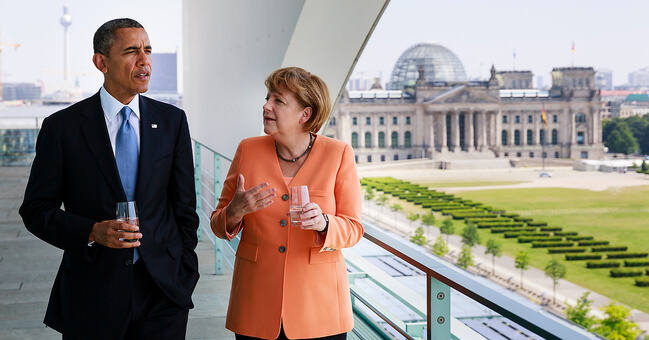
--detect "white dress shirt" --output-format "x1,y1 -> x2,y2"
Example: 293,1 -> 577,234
100,86 -> 141,155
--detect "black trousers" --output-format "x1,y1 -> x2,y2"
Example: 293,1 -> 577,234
118,260 -> 189,340
235,326 -> 346,340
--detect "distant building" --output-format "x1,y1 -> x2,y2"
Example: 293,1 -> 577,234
628,67 -> 649,88
3,83 -> 42,101
326,42 -> 604,163
595,69 -> 613,90
619,93 -> 649,118
148,53 -> 178,94
600,90 -> 644,119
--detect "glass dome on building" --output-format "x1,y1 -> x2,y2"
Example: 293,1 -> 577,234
387,42 -> 467,90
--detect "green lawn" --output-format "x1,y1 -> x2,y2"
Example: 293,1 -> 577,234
417,181 -> 525,188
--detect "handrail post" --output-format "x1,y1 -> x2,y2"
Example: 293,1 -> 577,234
194,141 -> 203,242
427,273 -> 450,339
213,153 -> 223,275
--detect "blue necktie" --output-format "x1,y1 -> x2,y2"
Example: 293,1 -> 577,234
115,106 -> 140,262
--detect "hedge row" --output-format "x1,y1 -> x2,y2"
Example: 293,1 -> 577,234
636,277 -> 649,287
540,227 -> 563,232
519,236 -> 563,243
526,221 -> 548,227
591,246 -> 628,253
566,236 -> 594,241
533,241 -> 574,248
464,217 -> 511,224
477,222 -> 525,229
505,232 -> 549,239
555,231 -> 578,236
606,252 -> 649,259
491,227 -> 537,234
624,259 -> 649,267
610,268 -> 644,278
579,240 -> 610,246
548,247 -> 587,254
566,254 -> 602,261
586,260 -> 621,268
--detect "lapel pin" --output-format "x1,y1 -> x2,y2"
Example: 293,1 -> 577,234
151,124 -> 158,129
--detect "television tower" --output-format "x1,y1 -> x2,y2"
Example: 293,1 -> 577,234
60,3 -> 72,83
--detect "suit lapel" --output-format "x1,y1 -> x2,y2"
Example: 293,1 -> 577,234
80,92 -> 125,200
135,96 -> 159,198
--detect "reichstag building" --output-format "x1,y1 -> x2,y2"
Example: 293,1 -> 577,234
324,42 -> 604,164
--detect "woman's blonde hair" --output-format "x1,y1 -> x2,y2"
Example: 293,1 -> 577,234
265,67 -> 331,133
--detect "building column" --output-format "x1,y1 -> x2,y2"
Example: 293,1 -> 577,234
439,112 -> 448,152
465,111 -> 475,151
451,111 -> 460,152
479,111 -> 487,151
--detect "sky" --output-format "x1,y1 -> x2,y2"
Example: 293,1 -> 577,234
1,0 -> 648,94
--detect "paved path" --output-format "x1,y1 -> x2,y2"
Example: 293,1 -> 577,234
361,198 -> 649,335
0,167 -> 233,340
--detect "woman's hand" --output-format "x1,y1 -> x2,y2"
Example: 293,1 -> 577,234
298,202 -> 327,232
226,174 -> 276,223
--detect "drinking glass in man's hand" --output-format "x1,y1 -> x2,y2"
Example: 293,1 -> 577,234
289,185 -> 309,226
116,201 -> 139,242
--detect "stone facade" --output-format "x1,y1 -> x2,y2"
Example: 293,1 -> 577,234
324,66 -> 604,163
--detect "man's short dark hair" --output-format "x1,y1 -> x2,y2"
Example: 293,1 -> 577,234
93,18 -> 144,56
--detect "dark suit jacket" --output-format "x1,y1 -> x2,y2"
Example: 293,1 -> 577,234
19,91 -> 200,339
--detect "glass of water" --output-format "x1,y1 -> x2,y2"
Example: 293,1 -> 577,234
289,185 -> 309,226
116,201 -> 139,242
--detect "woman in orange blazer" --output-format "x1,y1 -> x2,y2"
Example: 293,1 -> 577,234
211,67 -> 363,340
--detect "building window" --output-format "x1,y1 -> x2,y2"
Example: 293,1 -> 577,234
378,132 -> 385,148
391,131 -> 398,148
555,151 -> 559,158
540,130 -> 545,145
353,117 -> 357,126
552,129 -> 558,145
514,130 -> 521,145
366,117 -> 371,125
407,154 -> 412,159
515,115 -> 520,123
553,115 -> 558,123
542,151 -> 547,158
404,131 -> 412,148
368,155 -> 372,163
351,132 -> 358,148
502,130 -> 508,146
365,132 -> 372,148
393,154 -> 399,161
406,116 -> 411,125
504,152 -> 509,157
527,129 -> 533,145
577,132 -> 584,145
528,115 -> 533,123
379,117 -> 384,125
381,155 -> 385,162
576,113 -> 586,123
329,117 -> 336,126
530,152 -> 534,158
581,151 -> 588,159
516,152 -> 522,157
393,117 -> 398,125
355,155 -> 358,163
503,115 -> 508,123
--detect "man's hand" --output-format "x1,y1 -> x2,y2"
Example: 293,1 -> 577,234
89,220 -> 142,248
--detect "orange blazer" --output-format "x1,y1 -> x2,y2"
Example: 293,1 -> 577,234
211,135 -> 363,339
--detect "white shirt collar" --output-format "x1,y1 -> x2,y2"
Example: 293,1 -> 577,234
100,86 -> 140,122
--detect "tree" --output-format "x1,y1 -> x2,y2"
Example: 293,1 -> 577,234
642,160 -> 648,173
485,239 -> 502,276
375,195 -> 389,221
410,227 -> 427,246
456,245 -> 474,269
594,302 -> 641,340
440,218 -> 455,243
406,212 -> 419,229
544,258 -> 567,305
566,292 -> 597,331
606,125 -> 637,155
515,251 -> 530,289
431,235 -> 448,257
641,124 -> 649,155
363,187 -> 375,208
461,222 -> 481,247
390,203 -> 403,226
420,213 -> 435,236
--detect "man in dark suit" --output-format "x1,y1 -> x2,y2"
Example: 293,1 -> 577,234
19,18 -> 199,339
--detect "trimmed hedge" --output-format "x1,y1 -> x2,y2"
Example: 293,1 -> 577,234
635,277 -> 649,287
540,227 -> 563,232
566,236 -> 594,241
505,232 -> 549,239
491,227 -> 536,234
624,259 -> 649,267
586,260 -> 621,268
579,240 -> 610,246
548,247 -> 587,254
526,221 -> 548,227
500,212 -> 519,218
591,246 -> 628,252
555,231 -> 578,236
566,254 -> 602,261
532,241 -> 574,248
610,268 -> 644,278
477,221 -> 525,229
606,252 -> 649,259
519,236 -> 563,243
514,216 -> 533,223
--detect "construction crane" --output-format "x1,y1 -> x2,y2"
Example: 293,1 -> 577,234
0,31 -> 21,101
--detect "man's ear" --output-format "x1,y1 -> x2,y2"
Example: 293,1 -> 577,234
92,53 -> 108,74
300,107 -> 313,124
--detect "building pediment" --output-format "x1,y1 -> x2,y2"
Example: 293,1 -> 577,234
424,86 -> 500,104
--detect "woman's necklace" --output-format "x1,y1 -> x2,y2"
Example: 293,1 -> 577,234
276,133 -> 314,162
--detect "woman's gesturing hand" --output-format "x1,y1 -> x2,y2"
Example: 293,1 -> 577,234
298,202 -> 328,232
226,174 -> 276,221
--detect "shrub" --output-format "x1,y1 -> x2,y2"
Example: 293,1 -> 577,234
566,254 -> 602,261
606,252 -> 649,259
635,277 -> 649,287
514,216 -> 533,222
519,236 -> 562,243
610,268 -> 644,277
532,241 -> 574,248
540,226 -> 562,232
505,232 -> 549,239
591,246 -> 628,252
578,240 -> 610,246
566,236 -> 594,241
586,260 -> 621,268
526,221 -> 548,227
624,259 -> 649,267
555,231 -> 578,236
549,247 -> 587,254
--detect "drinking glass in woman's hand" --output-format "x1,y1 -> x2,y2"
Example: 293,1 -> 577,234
289,185 -> 309,226
116,201 -> 139,242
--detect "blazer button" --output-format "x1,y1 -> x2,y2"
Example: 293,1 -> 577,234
125,259 -> 133,266
280,219 -> 287,227
279,246 -> 286,253
282,194 -> 289,201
